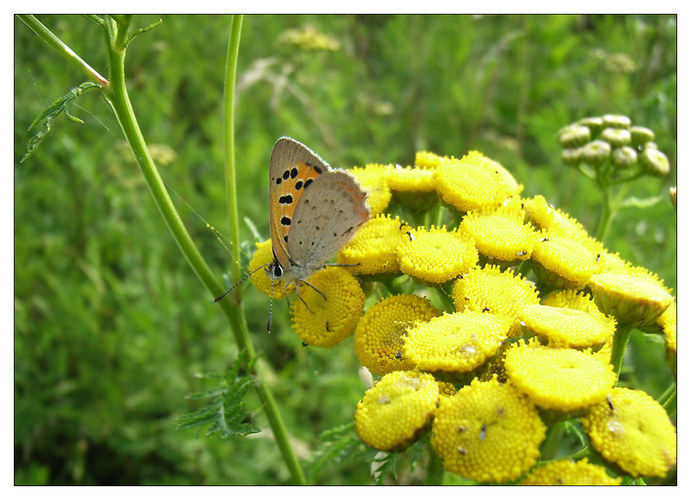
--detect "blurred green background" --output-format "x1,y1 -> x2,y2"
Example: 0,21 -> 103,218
14,14 -> 676,485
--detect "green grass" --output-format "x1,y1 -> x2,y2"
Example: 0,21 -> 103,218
14,14 -> 676,485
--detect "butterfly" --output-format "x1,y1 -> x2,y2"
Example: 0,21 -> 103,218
266,137 -> 370,303
215,137 -> 370,331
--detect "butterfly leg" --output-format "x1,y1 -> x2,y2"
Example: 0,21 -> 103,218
298,278 -> 327,302
293,280 -> 313,313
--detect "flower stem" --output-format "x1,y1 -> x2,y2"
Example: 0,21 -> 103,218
609,324 -> 633,381
424,445 -> 445,485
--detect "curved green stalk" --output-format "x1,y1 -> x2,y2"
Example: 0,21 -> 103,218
609,324 -> 633,381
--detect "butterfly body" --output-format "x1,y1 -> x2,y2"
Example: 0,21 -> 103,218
267,137 -> 370,290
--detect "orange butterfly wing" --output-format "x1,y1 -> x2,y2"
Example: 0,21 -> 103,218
268,137 -> 328,271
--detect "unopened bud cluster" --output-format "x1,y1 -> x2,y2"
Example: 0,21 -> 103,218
558,114 -> 670,177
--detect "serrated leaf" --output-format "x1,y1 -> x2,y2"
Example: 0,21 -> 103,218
176,356 -> 260,438
20,81 -> 102,163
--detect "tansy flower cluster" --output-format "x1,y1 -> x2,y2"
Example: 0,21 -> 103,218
249,144 -> 675,485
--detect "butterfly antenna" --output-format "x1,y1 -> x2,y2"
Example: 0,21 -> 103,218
267,274 -> 275,334
213,263 -> 267,303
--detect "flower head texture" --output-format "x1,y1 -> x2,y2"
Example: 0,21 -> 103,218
386,165 -> 436,192
452,264 -> 540,337
350,164 -> 392,216
459,205 -> 538,263
504,341 -> 616,411
354,371 -> 439,451
431,377 -> 545,483
414,151 -> 446,169
518,303 -> 615,349
589,272 -> 673,328
249,239 -> 294,299
337,214 -> 407,275
354,294 -> 440,375
582,387 -> 676,477
404,311 -> 511,373
290,267 -> 365,347
519,458 -> 621,485
434,152 -> 522,213
531,232 -> 604,289
396,225 -> 478,284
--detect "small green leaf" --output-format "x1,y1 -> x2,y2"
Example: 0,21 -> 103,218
20,81 -> 102,163
176,356 -> 260,438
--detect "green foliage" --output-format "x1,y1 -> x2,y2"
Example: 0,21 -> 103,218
14,14 -> 675,485
176,357 -> 260,438
20,81 -> 102,163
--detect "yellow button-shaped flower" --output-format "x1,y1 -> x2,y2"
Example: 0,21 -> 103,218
504,341 -> 616,411
518,304 -> 615,349
354,294 -> 440,375
431,377 -> 545,483
582,387 -> 676,478
589,272 -> 673,328
337,214 -> 407,275
397,225 -> 478,284
290,267 -> 365,347
519,458 -> 621,485
404,311 -> 511,373
249,239 -> 294,299
354,371 -> 439,451
434,152 -> 522,213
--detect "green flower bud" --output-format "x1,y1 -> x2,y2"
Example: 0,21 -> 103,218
642,141 -> 658,151
602,114 -> 631,129
630,126 -> 655,147
577,116 -> 604,137
601,127 -> 631,147
640,148 -> 670,177
611,146 -> 638,169
558,125 -> 591,148
581,140 -> 611,166
669,186 -> 676,210
561,147 -> 582,166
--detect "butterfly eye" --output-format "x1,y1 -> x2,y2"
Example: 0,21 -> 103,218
270,262 -> 283,278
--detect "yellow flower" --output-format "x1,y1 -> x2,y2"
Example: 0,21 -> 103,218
531,232 -> 604,289
249,239 -> 294,299
396,225 -> 478,284
350,164 -> 392,216
518,304 -> 616,349
404,311 -> 511,374
589,272 -> 673,328
414,151 -> 447,169
354,371 -> 440,451
290,267 -> 365,347
504,341 -> 616,411
431,377 -> 546,483
658,300 -> 676,376
354,294 -> 441,375
452,265 -> 539,337
582,387 -> 676,478
522,195 -> 590,241
434,152 -> 522,213
337,214 -> 407,275
519,458 -> 621,485
386,165 -> 436,192
540,288 -> 602,314
459,205 -> 538,263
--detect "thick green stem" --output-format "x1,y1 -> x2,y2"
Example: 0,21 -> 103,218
609,324 -> 633,381
595,184 -> 613,243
